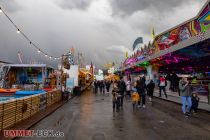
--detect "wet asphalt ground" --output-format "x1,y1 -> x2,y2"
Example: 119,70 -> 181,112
18,90 -> 210,140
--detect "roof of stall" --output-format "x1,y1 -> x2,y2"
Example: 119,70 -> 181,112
122,0 -> 210,70
2,64 -> 47,68
153,0 -> 210,40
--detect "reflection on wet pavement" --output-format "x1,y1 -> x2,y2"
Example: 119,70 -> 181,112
19,90 -> 210,140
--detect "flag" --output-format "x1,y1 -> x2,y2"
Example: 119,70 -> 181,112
125,51 -> 128,58
18,51 -> 23,64
152,27 -> 155,39
90,62 -> 94,78
71,47 -> 74,55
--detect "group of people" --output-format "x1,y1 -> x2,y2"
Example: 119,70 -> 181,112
179,77 -> 200,117
111,76 -> 156,112
93,74 -> 200,117
157,74 -> 200,117
93,80 -> 111,94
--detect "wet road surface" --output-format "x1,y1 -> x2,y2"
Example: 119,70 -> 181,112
19,90 -> 210,140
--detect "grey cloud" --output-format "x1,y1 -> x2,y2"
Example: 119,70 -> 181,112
0,0 -> 22,13
0,0 -> 204,69
55,0 -> 94,10
110,0 -> 194,17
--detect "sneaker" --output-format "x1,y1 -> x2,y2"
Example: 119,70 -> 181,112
149,97 -> 152,102
184,113 -> 189,117
186,112 -> 191,116
142,105 -> 146,108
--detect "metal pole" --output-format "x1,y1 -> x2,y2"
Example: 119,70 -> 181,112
61,55 -> 64,92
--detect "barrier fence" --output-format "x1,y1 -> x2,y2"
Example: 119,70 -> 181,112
0,90 -> 62,130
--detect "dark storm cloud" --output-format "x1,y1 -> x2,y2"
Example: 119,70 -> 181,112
0,0 -> 21,12
56,0 -> 94,10
110,0 -> 193,16
0,0 -> 204,69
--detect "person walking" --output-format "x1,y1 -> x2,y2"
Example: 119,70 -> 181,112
191,93 -> 199,113
158,76 -> 168,98
171,73 -> 179,92
131,85 -> 140,110
136,76 -> 146,108
94,80 -> 98,94
126,78 -> 132,99
146,80 -> 155,102
112,83 -> 120,112
179,77 -> 192,117
99,81 -> 103,93
101,80 -> 105,94
105,80 -> 111,93
118,77 -> 126,108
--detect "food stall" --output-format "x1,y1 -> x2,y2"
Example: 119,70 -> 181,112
104,74 -> 120,81
0,64 -> 54,96
79,68 -> 93,91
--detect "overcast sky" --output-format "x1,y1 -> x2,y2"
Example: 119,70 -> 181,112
0,0 -> 206,68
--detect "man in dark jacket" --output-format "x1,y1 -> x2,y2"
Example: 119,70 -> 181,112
94,80 -> 98,94
105,80 -> 111,93
146,80 -> 155,102
136,77 -> 146,108
118,77 -> 126,107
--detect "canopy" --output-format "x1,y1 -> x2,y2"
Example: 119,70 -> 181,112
104,74 -> 120,81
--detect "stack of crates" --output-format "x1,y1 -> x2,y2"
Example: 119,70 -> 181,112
47,91 -> 53,107
0,90 -> 62,130
57,90 -> 62,102
31,95 -> 40,115
16,99 -> 23,124
2,101 -> 16,129
0,103 -> 3,130
22,97 -> 32,120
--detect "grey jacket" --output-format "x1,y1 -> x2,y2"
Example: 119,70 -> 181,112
179,80 -> 192,97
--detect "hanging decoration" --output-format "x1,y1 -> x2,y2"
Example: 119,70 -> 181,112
0,6 -> 62,61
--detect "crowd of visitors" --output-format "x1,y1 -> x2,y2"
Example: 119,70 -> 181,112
93,73 -> 200,117
93,80 -> 111,94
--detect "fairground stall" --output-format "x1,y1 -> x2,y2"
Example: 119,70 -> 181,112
79,68 -> 93,91
0,64 -> 63,130
121,0 -> 210,104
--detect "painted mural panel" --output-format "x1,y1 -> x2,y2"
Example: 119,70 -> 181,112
123,2 -> 210,68
154,2 -> 210,51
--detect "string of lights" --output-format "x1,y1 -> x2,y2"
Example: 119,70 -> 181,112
0,6 -> 62,61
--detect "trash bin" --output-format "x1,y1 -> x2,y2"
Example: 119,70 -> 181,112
62,91 -> 69,100
74,86 -> 81,96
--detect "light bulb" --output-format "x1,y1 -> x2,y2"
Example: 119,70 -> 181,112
17,29 -> 20,34
37,50 -> 41,53
45,54 -> 48,57
0,7 -> 2,13
49,56 -> 52,59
